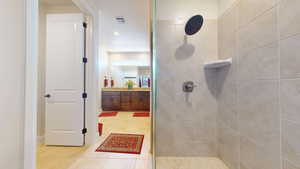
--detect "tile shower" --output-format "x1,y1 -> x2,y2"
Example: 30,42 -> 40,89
155,0 -> 300,169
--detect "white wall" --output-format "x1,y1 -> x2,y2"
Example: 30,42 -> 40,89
108,52 -> 150,66
99,47 -> 109,89
0,0 -> 26,168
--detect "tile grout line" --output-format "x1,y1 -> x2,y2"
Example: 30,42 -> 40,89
237,2 -> 278,30
276,1 -> 283,169
235,6 -> 241,169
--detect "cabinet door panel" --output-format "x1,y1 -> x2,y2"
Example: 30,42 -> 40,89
121,92 -> 131,111
139,92 -> 150,111
101,92 -> 121,111
131,92 -> 140,110
111,96 -> 121,110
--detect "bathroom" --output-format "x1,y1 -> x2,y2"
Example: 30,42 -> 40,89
2,0 -> 300,169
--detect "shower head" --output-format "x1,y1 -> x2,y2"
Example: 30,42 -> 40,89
185,15 -> 204,36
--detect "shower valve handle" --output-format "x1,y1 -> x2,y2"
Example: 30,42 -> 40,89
183,81 -> 196,93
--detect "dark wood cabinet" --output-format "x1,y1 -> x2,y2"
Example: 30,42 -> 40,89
131,91 -> 150,111
121,92 -> 131,111
102,91 -> 150,111
102,92 -> 121,111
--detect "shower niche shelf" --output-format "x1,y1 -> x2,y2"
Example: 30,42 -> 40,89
204,58 -> 232,69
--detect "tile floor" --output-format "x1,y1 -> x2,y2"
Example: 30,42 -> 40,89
156,157 -> 230,169
37,112 -> 230,169
36,144 -> 88,169
37,112 -> 152,169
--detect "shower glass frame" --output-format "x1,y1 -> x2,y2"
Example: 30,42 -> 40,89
151,0 -> 157,168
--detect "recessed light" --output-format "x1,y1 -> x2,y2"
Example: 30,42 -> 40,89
114,31 -> 120,36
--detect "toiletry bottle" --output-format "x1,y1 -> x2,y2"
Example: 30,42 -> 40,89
139,77 -> 142,88
111,77 -> 114,88
148,77 -> 151,88
104,76 -> 108,88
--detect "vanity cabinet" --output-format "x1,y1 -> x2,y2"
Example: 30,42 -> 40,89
102,92 -> 121,111
102,90 -> 150,111
120,92 -> 131,111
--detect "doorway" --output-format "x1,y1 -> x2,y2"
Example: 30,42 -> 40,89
35,0 -> 98,168
87,0 -> 153,168
33,0 -> 154,169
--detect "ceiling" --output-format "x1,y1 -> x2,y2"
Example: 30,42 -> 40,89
157,0 -> 219,20
97,0 -> 150,52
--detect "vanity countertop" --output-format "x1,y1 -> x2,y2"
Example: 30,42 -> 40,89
102,88 -> 151,92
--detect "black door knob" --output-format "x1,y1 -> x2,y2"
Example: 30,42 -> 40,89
44,94 -> 51,98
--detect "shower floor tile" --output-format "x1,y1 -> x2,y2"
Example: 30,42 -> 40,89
156,157 -> 229,169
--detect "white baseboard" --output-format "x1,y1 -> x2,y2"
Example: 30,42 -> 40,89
37,136 -> 45,145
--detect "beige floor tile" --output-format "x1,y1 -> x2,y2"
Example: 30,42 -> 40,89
134,159 -> 152,169
156,157 -> 230,169
36,145 -> 88,169
69,158 -> 136,169
37,111 -> 151,169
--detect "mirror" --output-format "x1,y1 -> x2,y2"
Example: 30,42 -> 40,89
185,15 -> 204,36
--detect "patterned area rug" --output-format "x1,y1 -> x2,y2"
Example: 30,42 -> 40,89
133,112 -> 150,117
98,112 -> 118,117
95,133 -> 144,154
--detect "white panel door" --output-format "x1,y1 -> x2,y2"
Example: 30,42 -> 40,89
45,14 -> 84,146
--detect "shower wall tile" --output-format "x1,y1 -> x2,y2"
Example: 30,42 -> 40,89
240,136 -> 281,169
238,0 -> 277,28
156,20 -> 219,157
216,0 -> 300,168
222,3 -> 238,33
217,3 -> 240,167
238,8 -> 277,55
237,80 -> 280,147
220,28 -> 237,60
218,122 -> 240,169
280,79 -> 300,123
218,3 -> 238,60
217,62 -> 238,131
157,0 -> 300,166
282,120 -> 300,167
279,0 -> 300,39
280,34 -> 300,79
283,160 -> 300,169
238,42 -> 279,81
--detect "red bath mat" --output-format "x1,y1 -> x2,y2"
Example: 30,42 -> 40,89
133,112 -> 150,117
95,133 -> 144,154
98,112 -> 118,117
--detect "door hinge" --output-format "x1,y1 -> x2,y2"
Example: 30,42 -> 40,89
83,58 -> 88,63
82,92 -> 87,98
83,22 -> 87,28
82,128 -> 87,134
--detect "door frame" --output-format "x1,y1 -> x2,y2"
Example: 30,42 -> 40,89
24,0 -> 99,168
